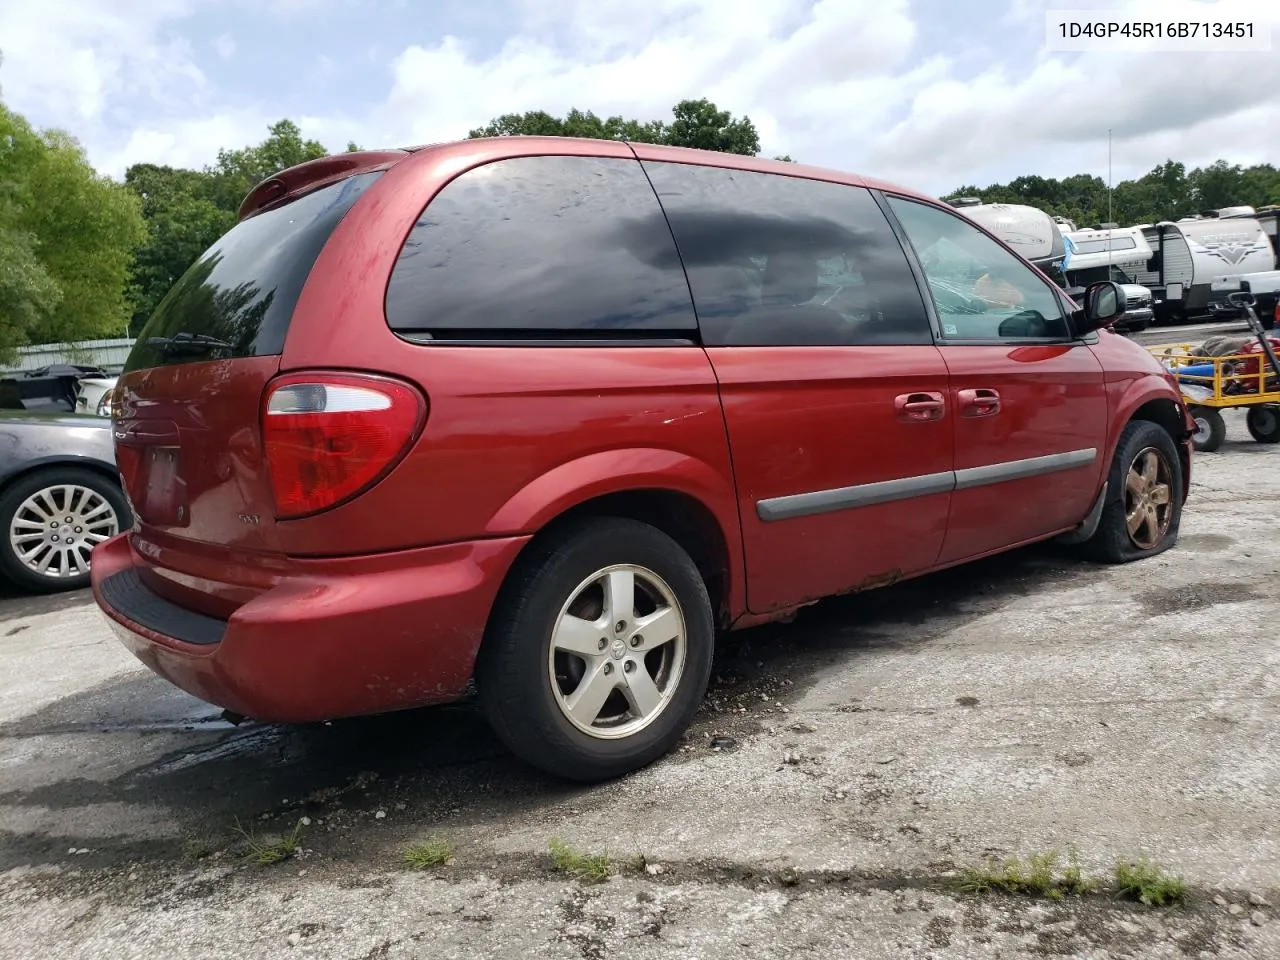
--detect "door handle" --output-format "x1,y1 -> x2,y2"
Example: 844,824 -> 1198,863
958,387 -> 1001,418
894,392 -> 946,423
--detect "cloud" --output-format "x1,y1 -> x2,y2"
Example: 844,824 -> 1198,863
867,0 -> 1280,189
212,33 -> 236,60
0,0 -> 1277,197
0,0 -> 205,123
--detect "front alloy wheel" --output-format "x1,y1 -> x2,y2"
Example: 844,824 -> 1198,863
1124,447 -> 1174,550
1084,419 -> 1184,564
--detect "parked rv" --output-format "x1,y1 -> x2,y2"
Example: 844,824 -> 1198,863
1061,225 -> 1156,333
949,199 -> 1067,275
1131,216 -> 1274,323
1208,206 -> 1280,330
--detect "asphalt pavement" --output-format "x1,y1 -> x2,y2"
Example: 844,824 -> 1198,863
0,410 -> 1277,959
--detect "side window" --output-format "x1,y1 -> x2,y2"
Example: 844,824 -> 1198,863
385,155 -> 696,341
887,196 -> 1071,341
642,162 -> 932,347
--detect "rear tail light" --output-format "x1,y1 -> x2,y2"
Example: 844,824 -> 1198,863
1274,301 -> 1279,327
262,372 -> 426,519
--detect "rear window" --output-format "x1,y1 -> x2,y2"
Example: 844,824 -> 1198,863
125,172 -> 382,372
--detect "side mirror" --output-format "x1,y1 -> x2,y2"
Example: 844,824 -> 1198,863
1076,280 -> 1125,333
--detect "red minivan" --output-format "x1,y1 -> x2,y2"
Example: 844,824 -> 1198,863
91,137 -> 1195,781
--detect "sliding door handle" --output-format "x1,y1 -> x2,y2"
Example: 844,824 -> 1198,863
895,392 -> 946,423
958,387 -> 1001,418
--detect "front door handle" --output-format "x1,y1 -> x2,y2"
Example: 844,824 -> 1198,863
894,392 -> 946,423
958,387 -> 1001,418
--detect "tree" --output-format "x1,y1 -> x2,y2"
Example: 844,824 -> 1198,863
207,119 -> 329,211
469,98 -> 762,156
944,159 -> 1280,227
0,100 -> 145,358
125,164 -> 235,332
123,120 -> 345,330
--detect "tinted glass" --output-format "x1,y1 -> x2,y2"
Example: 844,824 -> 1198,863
641,162 -> 932,347
887,196 -> 1070,341
385,156 -> 696,340
127,172 -> 381,372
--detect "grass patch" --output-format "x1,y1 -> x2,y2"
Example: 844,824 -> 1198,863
402,838 -> 454,870
233,817 -> 304,866
548,839 -> 612,883
1113,858 -> 1187,907
182,837 -> 218,861
958,850 -> 1097,901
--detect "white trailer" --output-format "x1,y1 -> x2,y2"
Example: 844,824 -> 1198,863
949,200 -> 1068,274
1130,217 -> 1275,322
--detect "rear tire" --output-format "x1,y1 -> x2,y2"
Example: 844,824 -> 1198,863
1246,405 -> 1280,444
476,517 -> 715,782
1084,420 -> 1183,564
1188,406 -> 1226,452
0,467 -> 129,593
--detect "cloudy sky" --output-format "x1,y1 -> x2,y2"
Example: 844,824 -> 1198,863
0,0 -> 1276,196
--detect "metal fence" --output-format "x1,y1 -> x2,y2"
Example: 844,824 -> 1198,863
3,338 -> 136,375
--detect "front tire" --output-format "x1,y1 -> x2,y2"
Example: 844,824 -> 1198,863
1188,406 -> 1226,452
1084,420 -> 1183,564
0,467 -> 129,593
476,517 -> 715,782
1246,405 -> 1280,444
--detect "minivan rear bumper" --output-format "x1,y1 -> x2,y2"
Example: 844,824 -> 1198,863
90,532 -> 531,723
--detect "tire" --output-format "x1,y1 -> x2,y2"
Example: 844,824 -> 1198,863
1246,405 -> 1280,444
476,517 -> 715,782
1084,420 -> 1184,564
1188,406 -> 1226,453
0,466 -> 129,593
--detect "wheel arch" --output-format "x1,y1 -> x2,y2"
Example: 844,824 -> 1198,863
0,457 -> 124,499
1112,379 -> 1193,500
484,449 -> 745,629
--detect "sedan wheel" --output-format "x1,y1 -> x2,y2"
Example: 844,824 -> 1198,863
0,467 -> 129,593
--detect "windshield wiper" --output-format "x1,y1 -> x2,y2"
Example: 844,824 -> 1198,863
146,332 -> 235,354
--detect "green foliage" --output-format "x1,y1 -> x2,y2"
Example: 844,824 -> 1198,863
207,119 -> 328,211
1113,857 -> 1187,906
122,119 -> 336,331
402,838 -> 454,870
945,158 -> 1280,227
232,817 -> 304,866
958,850 -> 1097,901
0,102 -> 145,360
469,98 -> 760,156
548,838 -> 612,883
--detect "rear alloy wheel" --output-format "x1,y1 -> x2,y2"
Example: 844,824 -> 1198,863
477,517 -> 714,782
1188,405 -> 1226,453
0,467 -> 128,593
1084,420 -> 1184,564
1246,405 -> 1280,444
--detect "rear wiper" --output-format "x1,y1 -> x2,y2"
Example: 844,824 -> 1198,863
146,332 -> 234,354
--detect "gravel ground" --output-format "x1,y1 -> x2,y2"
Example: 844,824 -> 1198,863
0,410 -> 1277,959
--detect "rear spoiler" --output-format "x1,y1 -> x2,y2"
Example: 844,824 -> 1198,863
237,149 -> 411,222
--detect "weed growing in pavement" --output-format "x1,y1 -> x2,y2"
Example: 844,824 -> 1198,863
1113,858 -> 1187,907
959,850 -> 1098,900
232,817 -> 305,866
402,838 -> 455,870
548,839 -> 613,883
182,837 -> 218,861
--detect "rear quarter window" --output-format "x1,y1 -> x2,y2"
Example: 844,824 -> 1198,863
126,172 -> 382,372
384,155 -> 697,343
